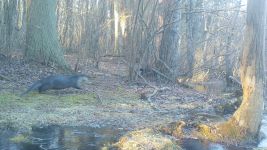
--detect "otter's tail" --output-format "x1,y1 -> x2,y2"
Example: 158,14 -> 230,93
20,82 -> 42,96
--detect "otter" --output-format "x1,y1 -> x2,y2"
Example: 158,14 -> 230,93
20,74 -> 89,96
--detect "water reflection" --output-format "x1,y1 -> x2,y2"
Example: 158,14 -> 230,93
0,126 -> 123,150
0,125 -> 256,150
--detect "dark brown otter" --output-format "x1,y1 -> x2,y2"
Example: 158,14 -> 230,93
20,74 -> 89,96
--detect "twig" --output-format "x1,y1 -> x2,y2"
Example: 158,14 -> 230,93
120,59 -> 171,111
151,67 -> 173,81
0,74 -> 11,81
146,87 -> 171,111
229,76 -> 242,87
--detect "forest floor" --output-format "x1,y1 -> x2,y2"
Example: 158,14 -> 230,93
0,56 -> 240,138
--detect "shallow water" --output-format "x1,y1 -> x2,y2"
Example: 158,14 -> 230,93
0,125 -> 255,150
181,138 -> 251,150
0,126 -> 124,150
258,115 -> 267,148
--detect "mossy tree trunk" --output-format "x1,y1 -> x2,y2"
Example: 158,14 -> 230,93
25,0 -> 67,68
199,0 -> 266,143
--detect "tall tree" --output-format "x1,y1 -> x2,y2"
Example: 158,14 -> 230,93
199,0 -> 266,143
113,0 -> 120,54
230,0 -> 266,136
62,0 -> 74,50
185,0 -> 198,78
25,0 -> 67,68
0,0 -> 16,54
157,0 -> 180,80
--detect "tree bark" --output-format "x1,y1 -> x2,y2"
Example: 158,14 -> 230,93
25,0 -> 67,68
157,0 -> 180,80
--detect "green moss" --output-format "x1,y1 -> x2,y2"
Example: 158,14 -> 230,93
10,134 -> 29,143
0,92 -> 98,112
0,90 -> 141,132
62,93 -> 98,104
0,92 -> 99,131
197,124 -> 220,141
0,93 -> 20,102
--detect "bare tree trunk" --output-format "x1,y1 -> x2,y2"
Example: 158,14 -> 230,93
128,0 -> 141,81
185,0 -> 196,78
113,0 -> 124,55
157,0 -> 180,80
199,0 -> 266,143
25,0 -> 67,68
62,0 -> 74,51
231,0 -> 266,135
0,0 -> 16,54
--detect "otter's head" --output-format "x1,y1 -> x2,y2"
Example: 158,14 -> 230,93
77,75 -> 90,88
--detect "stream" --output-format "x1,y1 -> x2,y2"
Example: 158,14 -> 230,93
0,126 -> 123,150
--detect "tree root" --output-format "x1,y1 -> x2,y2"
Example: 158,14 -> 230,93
197,119 -> 254,145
